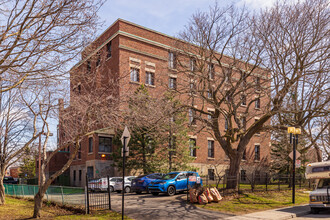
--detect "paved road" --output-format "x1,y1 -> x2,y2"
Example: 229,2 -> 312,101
291,209 -> 330,219
109,192 -> 233,220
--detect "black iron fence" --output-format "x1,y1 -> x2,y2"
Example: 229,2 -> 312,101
85,175 -> 111,214
200,173 -> 312,196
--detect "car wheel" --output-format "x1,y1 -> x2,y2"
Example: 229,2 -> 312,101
109,186 -> 114,192
151,192 -> 159,196
136,191 -> 142,194
311,208 -> 319,214
124,186 -> 131,193
167,185 -> 176,196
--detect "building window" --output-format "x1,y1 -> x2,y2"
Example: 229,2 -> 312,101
146,72 -> 155,85
241,117 -> 246,130
241,170 -> 247,181
87,60 -> 91,73
224,67 -> 230,83
255,77 -> 261,91
88,137 -> 93,153
242,149 -> 246,160
77,143 -> 81,160
208,169 -> 215,180
106,41 -> 112,58
168,52 -> 176,69
255,118 -> 260,135
241,71 -> 247,88
225,117 -> 229,130
255,97 -> 260,109
254,145 -> 260,161
73,170 -> 76,181
96,51 -> 101,67
190,58 -> 197,72
208,140 -> 214,158
207,89 -> 213,99
79,170 -> 82,181
208,63 -> 214,79
207,110 -> 214,126
189,108 -> 196,125
130,68 -> 140,82
189,138 -> 196,157
87,166 -> 94,179
99,136 -> 112,153
169,77 -> 177,89
241,94 -> 247,106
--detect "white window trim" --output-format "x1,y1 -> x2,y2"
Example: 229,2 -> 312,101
129,57 -> 141,63
145,67 -> 155,72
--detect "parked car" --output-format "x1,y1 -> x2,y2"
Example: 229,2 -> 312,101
114,176 -> 136,193
4,176 -> 18,184
131,173 -> 164,194
88,177 -> 122,192
148,171 -> 202,196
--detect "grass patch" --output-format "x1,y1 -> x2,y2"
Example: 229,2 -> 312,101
196,189 -> 309,215
0,196 -> 129,220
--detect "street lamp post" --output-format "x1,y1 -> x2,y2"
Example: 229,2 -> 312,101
287,127 -> 301,204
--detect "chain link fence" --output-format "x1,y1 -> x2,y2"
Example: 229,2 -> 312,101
4,184 -> 85,206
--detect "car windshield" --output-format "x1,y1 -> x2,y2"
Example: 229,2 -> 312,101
161,173 -> 178,180
127,177 -> 135,181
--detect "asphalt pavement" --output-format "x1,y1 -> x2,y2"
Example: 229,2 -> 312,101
110,192 -> 233,220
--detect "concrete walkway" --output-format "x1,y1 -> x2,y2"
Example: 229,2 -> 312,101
224,205 -> 310,220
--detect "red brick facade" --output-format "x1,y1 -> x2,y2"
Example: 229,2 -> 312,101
59,19 -> 271,186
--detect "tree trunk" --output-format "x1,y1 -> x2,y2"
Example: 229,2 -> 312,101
33,189 -> 45,218
142,135 -> 146,174
226,155 -> 241,189
0,177 -> 5,205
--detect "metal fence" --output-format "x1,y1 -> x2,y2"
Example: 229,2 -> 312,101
85,175 -> 111,214
200,173 -> 312,196
4,184 -> 85,205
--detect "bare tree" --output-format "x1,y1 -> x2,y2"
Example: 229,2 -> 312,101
174,0 -> 329,188
33,62 -> 123,217
0,0 -> 103,93
0,87 -> 43,205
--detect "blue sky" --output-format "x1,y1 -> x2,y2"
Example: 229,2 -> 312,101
97,0 -> 276,38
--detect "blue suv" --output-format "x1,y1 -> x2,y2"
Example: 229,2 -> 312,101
148,171 -> 202,196
131,173 -> 164,194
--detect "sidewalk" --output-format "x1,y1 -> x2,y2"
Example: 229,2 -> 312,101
223,205 -> 310,220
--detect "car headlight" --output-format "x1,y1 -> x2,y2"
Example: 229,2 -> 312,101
158,181 -> 166,185
310,196 -> 316,202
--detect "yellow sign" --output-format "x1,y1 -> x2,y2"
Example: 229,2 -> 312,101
288,127 -> 295,133
287,127 -> 301,134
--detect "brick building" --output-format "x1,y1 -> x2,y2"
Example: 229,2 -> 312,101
59,19 -> 271,186
36,151 -> 70,186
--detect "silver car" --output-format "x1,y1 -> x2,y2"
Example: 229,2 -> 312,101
114,176 -> 136,193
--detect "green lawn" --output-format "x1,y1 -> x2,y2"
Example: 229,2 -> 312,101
0,196 -> 129,220
196,189 -> 310,215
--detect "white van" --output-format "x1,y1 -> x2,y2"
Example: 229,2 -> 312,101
305,161 -> 330,214
88,177 -> 122,192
